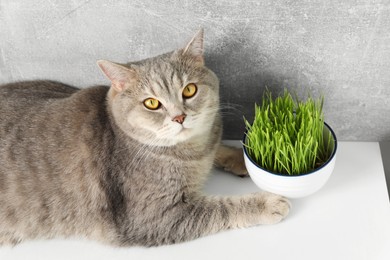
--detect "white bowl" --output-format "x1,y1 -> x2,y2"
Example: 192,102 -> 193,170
243,122 -> 337,198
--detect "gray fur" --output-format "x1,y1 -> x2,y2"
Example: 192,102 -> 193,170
0,30 -> 290,247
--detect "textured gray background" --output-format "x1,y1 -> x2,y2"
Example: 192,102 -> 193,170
0,0 -> 389,141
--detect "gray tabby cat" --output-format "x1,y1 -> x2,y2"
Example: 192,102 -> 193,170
0,30 -> 290,247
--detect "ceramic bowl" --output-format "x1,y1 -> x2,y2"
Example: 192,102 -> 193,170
243,122 -> 337,198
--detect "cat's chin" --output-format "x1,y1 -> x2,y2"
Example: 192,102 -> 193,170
159,128 -> 195,147
170,126 -> 212,146
142,127 -> 207,147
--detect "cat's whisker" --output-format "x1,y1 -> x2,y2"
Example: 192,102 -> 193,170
127,136 -> 161,170
198,105 -> 245,118
219,103 -> 245,113
219,102 -> 244,109
132,147 -> 155,172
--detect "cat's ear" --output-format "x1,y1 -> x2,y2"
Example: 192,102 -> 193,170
97,60 -> 137,92
181,29 -> 204,66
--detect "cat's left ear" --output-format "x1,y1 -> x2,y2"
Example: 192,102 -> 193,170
97,60 -> 137,92
181,29 -> 204,66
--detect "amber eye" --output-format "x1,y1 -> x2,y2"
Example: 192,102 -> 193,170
182,83 -> 197,99
143,98 -> 161,110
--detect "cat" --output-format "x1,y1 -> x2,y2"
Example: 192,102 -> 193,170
0,29 -> 290,247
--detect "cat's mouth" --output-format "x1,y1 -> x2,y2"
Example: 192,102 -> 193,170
178,126 -> 190,132
176,125 -> 193,136
179,122 -> 190,130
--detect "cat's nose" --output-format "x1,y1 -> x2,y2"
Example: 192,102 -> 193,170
172,114 -> 186,124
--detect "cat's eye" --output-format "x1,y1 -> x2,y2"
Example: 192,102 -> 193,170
182,83 -> 197,99
143,98 -> 161,110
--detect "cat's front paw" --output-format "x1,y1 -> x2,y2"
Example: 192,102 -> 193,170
258,192 -> 291,225
215,145 -> 248,177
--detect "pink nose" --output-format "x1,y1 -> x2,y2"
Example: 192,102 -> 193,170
172,114 -> 186,124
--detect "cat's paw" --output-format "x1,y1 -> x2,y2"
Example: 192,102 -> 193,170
215,146 -> 248,177
258,192 -> 291,225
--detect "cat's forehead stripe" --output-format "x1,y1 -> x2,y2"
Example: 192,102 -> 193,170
143,64 -> 184,97
160,75 -> 172,96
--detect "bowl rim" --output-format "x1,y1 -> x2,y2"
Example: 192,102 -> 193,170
242,121 -> 338,177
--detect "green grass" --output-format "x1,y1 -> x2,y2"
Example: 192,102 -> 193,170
244,89 -> 333,175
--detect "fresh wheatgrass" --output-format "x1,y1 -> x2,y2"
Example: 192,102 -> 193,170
244,89 -> 333,176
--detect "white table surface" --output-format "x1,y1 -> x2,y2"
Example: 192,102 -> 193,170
1,142 -> 389,260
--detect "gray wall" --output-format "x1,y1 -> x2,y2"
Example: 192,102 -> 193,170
1,0 -> 389,141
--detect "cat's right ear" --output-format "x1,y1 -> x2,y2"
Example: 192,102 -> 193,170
97,60 -> 137,93
181,29 -> 204,66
